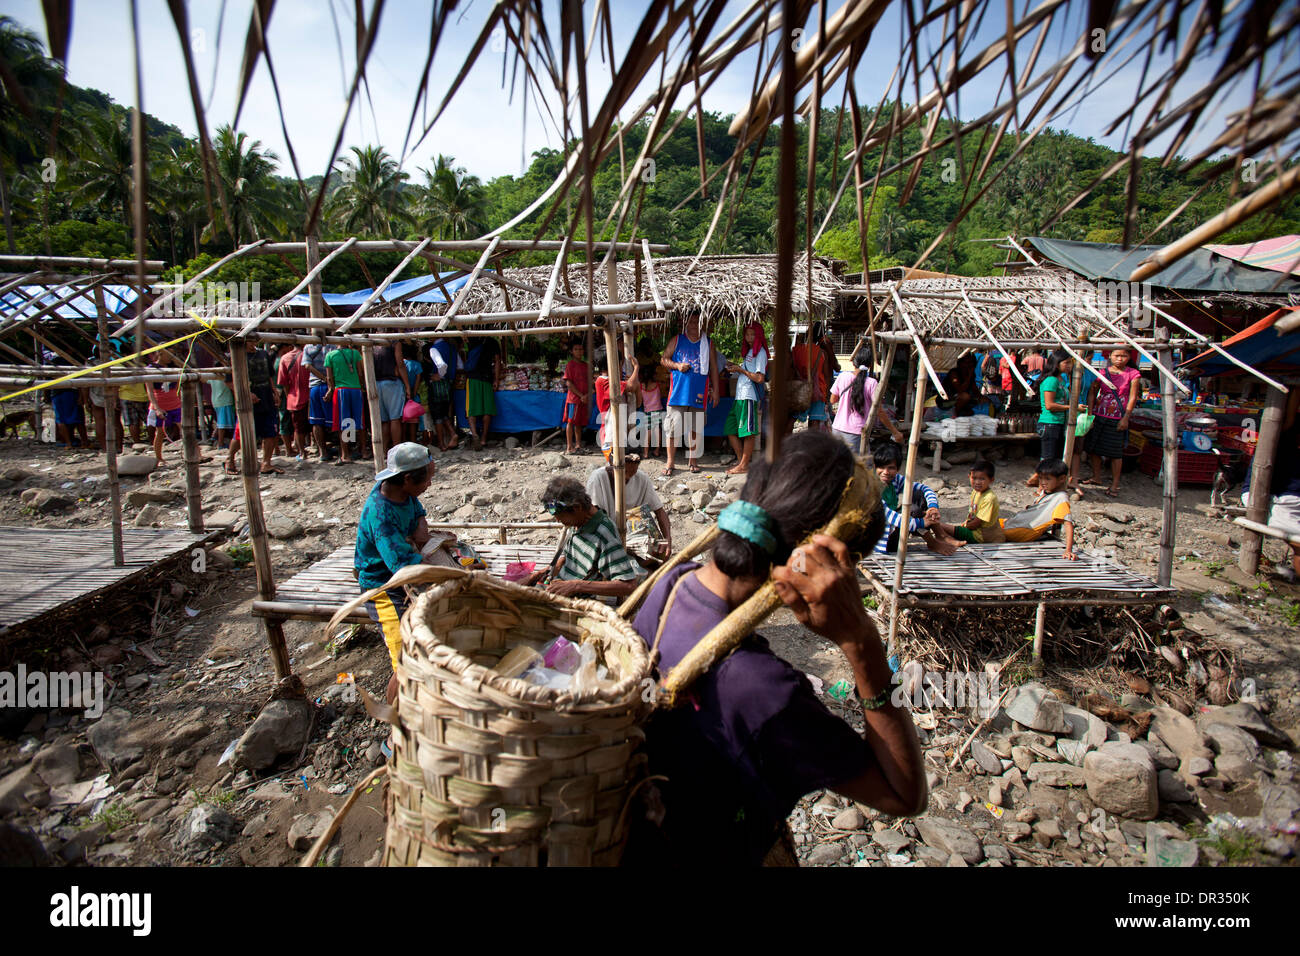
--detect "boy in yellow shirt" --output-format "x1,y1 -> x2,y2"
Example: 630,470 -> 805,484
933,459 -> 1005,544
1001,459 -> 1077,560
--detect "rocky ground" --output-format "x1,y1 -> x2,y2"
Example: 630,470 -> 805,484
0,429 -> 1296,867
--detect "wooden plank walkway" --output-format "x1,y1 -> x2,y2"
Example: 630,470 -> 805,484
0,525 -> 215,629
860,540 -> 1175,608
253,542 -> 561,623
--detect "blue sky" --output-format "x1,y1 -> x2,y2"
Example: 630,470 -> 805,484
1,0 -> 1279,185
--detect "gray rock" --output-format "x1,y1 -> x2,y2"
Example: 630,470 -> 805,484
1262,837 -> 1295,860
988,783 -> 1004,808
1084,746 -> 1158,820
832,807 -> 866,831
232,697 -> 315,772
20,488 -> 73,512
540,453 -> 568,470
1034,819 -> 1062,841
1061,705 -> 1109,749
31,744 -> 81,788
1011,746 -> 1034,772
1002,821 -> 1032,842
689,490 -> 709,510
1025,762 -> 1087,787
1003,682 -> 1071,734
1184,756 -> 1213,776
1259,782 -> 1300,832
1135,738 -> 1179,771
88,707 -> 145,772
971,739 -> 1002,775
915,817 -> 984,864
872,829 -> 911,854
1203,722 -> 1260,762
503,437 -> 520,450
116,455 -> 157,476
1056,739 -> 1092,766
287,810 -> 333,852
1098,740 -> 1156,769
162,720 -> 210,757
266,515 -> 303,540
172,806 -> 238,850
912,845 -> 950,865
1201,703 -> 1290,749
126,487 -> 182,507
1213,753 -> 1257,784
1150,706 -> 1213,765
1156,769 -> 1195,803
0,821 -> 52,866
132,502 -> 164,526
807,844 -> 843,865
206,509 -> 242,529
0,765 -> 49,816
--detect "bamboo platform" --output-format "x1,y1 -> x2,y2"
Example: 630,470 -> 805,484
251,542 -> 561,623
860,540 -> 1175,609
0,525 -> 215,630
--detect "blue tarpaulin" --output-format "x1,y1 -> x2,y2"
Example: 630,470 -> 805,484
0,284 -> 139,322
287,272 -> 473,308
454,389 -> 735,437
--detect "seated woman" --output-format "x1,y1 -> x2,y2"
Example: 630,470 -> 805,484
522,476 -> 644,601
938,354 -> 983,418
623,430 -> 926,866
355,442 -> 444,704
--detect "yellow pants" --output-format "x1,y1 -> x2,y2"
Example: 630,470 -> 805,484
366,589 -> 405,670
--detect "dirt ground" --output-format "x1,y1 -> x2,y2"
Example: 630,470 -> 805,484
0,426 -> 1296,867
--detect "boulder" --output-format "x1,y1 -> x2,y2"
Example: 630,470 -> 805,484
1084,745 -> 1158,820
1156,768 -> 1195,803
19,488 -> 73,512
31,744 -> 81,788
172,806 -> 238,850
126,487 -> 182,507
0,822 -> 52,866
970,739 -> 1003,775
288,810 -> 333,852
1149,706 -> 1213,765
915,817 -> 984,864
116,455 -> 157,477
1203,722 -> 1261,762
133,503 -> 164,527
871,829 -> 911,854
206,510 -> 243,529
0,765 -> 49,817
1213,753 -> 1257,785
266,515 -> 303,540
1134,738 -> 1179,771
87,707 -> 145,772
232,697 -> 315,772
1003,682 -> 1071,734
1199,702 -> 1291,749
1061,704 -> 1109,749
540,453 -> 568,470
1025,762 -> 1087,788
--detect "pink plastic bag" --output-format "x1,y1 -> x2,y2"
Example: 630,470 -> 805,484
402,399 -> 426,422
503,561 -> 535,582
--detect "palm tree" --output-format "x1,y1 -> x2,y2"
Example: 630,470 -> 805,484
150,142 -> 208,261
873,206 -> 910,255
73,110 -> 134,229
203,125 -> 285,246
326,144 -> 413,237
416,155 -> 488,240
0,16 -> 66,251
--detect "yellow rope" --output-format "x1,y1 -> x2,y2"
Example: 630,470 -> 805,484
0,312 -> 227,403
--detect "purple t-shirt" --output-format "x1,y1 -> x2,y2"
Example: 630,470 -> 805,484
631,563 -> 875,864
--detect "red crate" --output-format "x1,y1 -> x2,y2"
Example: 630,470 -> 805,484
1217,426 -> 1257,456
1136,442 -> 1239,484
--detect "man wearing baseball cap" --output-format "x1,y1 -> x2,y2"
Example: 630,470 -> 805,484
355,442 -> 442,704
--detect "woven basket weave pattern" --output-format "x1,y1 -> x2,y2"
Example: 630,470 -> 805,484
384,572 -> 652,866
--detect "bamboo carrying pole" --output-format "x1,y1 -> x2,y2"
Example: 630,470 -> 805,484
1156,333 -> 1178,586
93,286 -> 124,567
360,346 -> 386,472
1239,385 -> 1287,575
180,380 -> 204,533
861,341 -> 897,463
1031,601 -> 1047,671
604,256 -> 627,537
887,355 -> 930,657
231,345 -> 292,680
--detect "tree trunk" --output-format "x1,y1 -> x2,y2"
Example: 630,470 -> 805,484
0,170 -> 15,254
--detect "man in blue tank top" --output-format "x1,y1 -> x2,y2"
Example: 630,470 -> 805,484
660,313 -> 719,475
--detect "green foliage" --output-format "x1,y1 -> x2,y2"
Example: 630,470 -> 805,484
1282,601 -> 1300,627
90,800 -> 136,833
191,787 -> 236,808
16,217 -> 129,258
226,542 -> 254,567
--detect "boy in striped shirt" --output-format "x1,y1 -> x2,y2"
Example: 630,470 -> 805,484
871,441 -> 959,555
523,476 -> 644,603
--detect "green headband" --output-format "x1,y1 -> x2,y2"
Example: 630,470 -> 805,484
717,500 -> 777,556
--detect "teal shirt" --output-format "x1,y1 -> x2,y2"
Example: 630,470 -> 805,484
1039,374 -> 1069,425
355,484 -> 426,591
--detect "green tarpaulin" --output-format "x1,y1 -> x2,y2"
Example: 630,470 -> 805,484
1024,237 -> 1300,296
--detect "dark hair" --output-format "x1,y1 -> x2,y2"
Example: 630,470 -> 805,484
713,431 -> 883,578
638,364 -> 658,386
970,459 -> 995,479
541,476 -> 590,511
1042,349 -> 1071,384
1036,458 -> 1069,478
848,367 -> 872,418
871,440 -> 904,467
808,320 -> 824,342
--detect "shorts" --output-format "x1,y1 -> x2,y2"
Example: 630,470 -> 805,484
563,395 -> 589,427
426,379 -> 451,422
377,379 -> 406,422
333,387 -> 365,435
279,407 -> 294,437
52,391 -> 81,426
147,407 -> 182,428
807,400 -> 829,422
833,428 -> 861,454
466,379 -> 497,418
289,406 -> 309,435
1242,493 -> 1300,538
308,382 -> 331,427
725,399 -> 759,438
364,588 -> 407,671
252,387 -> 280,439
663,405 -> 706,454
214,404 -> 236,430
123,401 -> 149,426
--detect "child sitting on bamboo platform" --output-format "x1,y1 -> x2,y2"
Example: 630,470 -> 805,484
931,459 -> 1005,544
1001,458 -> 1077,560
871,440 -> 960,555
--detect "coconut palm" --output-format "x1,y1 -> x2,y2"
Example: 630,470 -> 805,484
73,110 -> 134,229
150,141 -> 209,261
416,155 -> 488,240
326,144 -> 413,237
203,125 -> 285,246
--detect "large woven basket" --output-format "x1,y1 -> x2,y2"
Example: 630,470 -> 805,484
380,568 -> 653,866
787,379 -> 813,412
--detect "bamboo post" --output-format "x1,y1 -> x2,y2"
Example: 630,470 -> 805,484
1062,359 -> 1084,487
93,286 -> 124,567
605,256 -> 627,537
1156,330 -> 1178,586
886,354 -> 929,657
180,380 -> 204,532
1031,601 -> 1047,674
901,349 -> 916,432
360,346 -> 386,471
231,344 -> 292,680
1239,384 -> 1287,575
862,341 -> 897,463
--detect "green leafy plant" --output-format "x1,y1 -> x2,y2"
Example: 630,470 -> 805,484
861,593 -> 878,610
1282,601 -> 1300,628
90,801 -> 136,833
226,542 -> 254,567
1202,559 -> 1225,577
191,787 -> 235,808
